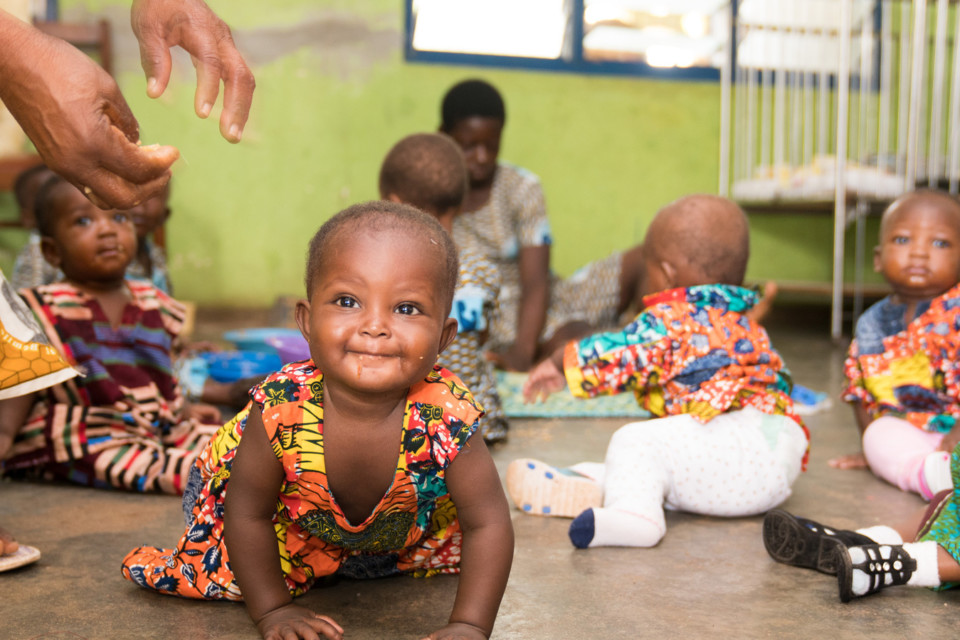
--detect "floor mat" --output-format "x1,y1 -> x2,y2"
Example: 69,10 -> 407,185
497,371 -> 651,419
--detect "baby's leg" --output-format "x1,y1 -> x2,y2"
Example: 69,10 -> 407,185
569,419 -> 675,548
861,416 -> 947,498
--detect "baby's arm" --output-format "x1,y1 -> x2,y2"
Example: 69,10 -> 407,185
424,437 -> 514,640
224,404 -> 343,640
522,346 -> 567,403
0,392 -> 35,460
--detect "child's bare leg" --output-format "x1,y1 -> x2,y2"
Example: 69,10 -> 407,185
0,524 -> 18,556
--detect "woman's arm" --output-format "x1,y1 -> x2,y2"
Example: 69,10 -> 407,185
492,244 -> 550,372
224,404 -> 343,640
423,437 -> 514,639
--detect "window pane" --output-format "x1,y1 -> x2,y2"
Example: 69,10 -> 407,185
583,0 -> 730,68
411,0 -> 571,60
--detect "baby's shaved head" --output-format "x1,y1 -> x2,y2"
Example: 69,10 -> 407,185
305,201 -> 459,312
645,194 -> 750,286
880,189 -> 960,237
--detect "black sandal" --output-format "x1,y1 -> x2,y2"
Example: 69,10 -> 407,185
837,544 -> 916,602
762,509 -> 874,575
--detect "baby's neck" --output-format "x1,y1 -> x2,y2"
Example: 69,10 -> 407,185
322,380 -> 410,428
65,277 -> 131,328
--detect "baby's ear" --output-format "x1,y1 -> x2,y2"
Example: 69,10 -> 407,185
40,236 -> 61,269
294,299 -> 312,342
660,259 -> 678,289
872,245 -> 883,273
438,317 -> 458,354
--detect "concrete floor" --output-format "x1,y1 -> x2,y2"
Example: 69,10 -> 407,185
3,305 -> 959,639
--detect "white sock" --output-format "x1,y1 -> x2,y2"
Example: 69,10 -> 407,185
856,525 -> 903,545
903,541 -> 941,588
569,506 -> 665,548
921,451 -> 953,498
569,461 -> 605,485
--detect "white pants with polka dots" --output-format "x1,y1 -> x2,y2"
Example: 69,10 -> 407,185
581,407 -> 807,533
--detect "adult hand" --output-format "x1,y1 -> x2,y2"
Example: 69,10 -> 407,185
486,344 -> 533,372
0,11 -> 178,210
131,0 -> 255,143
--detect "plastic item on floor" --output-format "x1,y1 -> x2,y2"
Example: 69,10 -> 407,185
264,332 -> 310,364
199,350 -> 282,383
223,328 -> 304,354
791,384 -> 833,415
0,545 -> 41,572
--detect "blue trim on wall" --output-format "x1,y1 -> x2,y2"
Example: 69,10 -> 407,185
403,0 -> 724,83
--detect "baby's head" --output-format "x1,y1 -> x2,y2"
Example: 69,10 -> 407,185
439,79 -> 505,187
14,164 -> 55,229
875,189 -> 960,303
640,194 -> 749,297
35,174 -> 136,286
378,133 -> 468,231
298,201 -> 460,394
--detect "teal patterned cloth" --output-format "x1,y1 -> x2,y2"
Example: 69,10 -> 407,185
496,371 -> 650,419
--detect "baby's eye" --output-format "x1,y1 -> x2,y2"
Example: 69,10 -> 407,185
892,235 -> 909,245
113,212 -> 130,224
74,215 -> 92,227
334,296 -> 358,308
395,303 -> 421,316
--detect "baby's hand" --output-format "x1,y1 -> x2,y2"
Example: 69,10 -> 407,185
184,402 -> 222,425
828,452 -> 867,470
522,358 -> 566,404
420,622 -> 488,640
256,603 -> 343,640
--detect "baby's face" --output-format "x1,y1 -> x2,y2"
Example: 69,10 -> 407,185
127,192 -> 169,239
875,199 -> 960,303
42,185 -> 137,285
297,227 -> 457,398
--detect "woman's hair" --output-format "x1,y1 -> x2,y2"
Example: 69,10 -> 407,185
440,79 -> 506,131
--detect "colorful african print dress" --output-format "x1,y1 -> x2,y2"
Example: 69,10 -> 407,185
121,361 -> 482,600
563,284 -> 809,464
441,244 -> 506,441
844,284 -> 960,433
918,442 -> 960,590
2,281 -> 214,493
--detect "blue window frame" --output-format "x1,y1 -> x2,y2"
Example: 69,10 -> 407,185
403,0 -> 733,81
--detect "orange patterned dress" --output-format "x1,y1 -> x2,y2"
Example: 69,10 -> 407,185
121,361 -> 482,600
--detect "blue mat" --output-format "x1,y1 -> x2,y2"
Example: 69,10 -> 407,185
497,371 -> 651,419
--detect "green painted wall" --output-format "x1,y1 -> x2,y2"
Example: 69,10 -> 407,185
0,1 -> 879,307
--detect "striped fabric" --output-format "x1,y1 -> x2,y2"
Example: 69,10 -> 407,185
3,281 -> 216,494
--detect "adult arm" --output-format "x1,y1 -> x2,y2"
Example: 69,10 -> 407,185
131,0 -> 254,142
224,404 -> 343,640
491,244 -> 550,372
422,436 -> 513,639
0,9 -> 178,209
